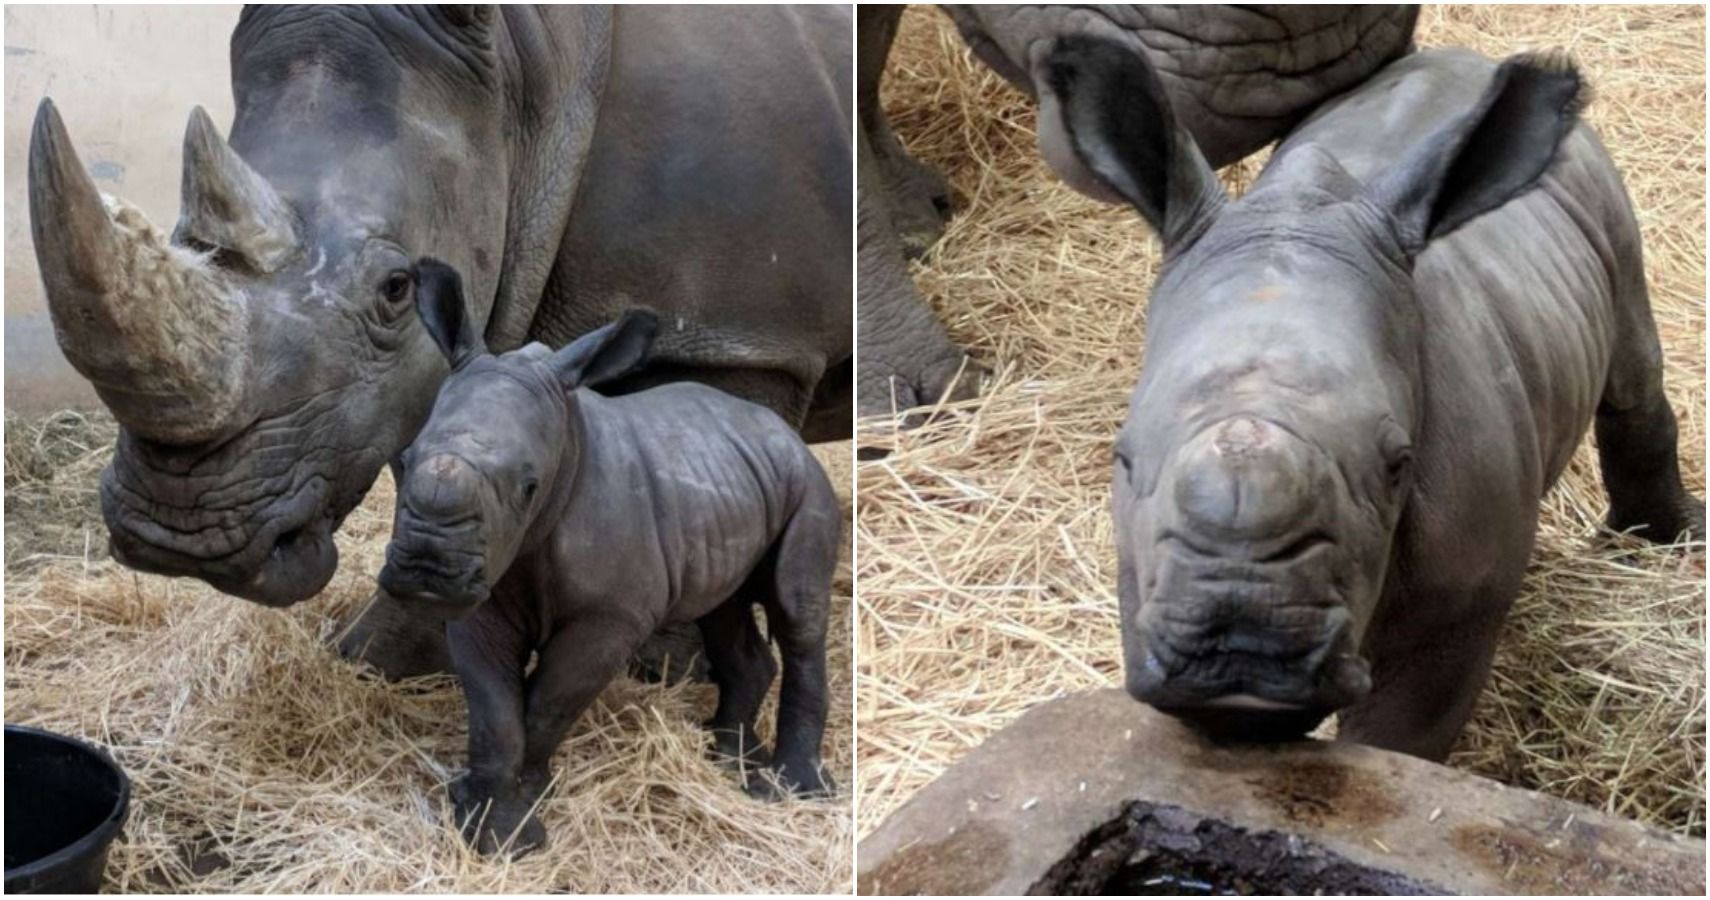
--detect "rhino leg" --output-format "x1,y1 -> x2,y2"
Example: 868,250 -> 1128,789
697,595 -> 777,770
445,604 -> 539,856
859,4 -> 954,257
335,588 -> 454,680
1595,279 -> 1703,543
856,130 -> 985,435
1336,599 -> 1511,762
751,491 -> 839,800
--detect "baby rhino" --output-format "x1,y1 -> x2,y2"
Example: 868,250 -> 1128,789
380,260 -> 838,854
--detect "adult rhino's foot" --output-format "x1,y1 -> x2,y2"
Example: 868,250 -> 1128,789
628,621 -> 711,684
335,589 -> 454,680
857,350 -> 988,447
449,772 -> 547,858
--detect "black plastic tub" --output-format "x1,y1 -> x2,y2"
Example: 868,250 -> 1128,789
4,725 -> 131,894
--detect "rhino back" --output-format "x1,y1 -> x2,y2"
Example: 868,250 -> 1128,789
548,383 -> 820,621
1279,49 -> 1635,571
537,5 -> 853,390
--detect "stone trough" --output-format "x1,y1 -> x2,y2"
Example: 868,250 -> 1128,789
857,690 -> 1704,895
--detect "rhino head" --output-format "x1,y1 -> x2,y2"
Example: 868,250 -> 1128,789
27,7 -> 525,606
1046,37 -> 1584,737
377,260 -> 656,619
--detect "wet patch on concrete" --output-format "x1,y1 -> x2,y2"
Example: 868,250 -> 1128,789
1029,799 -> 1443,896
857,819 -> 1009,896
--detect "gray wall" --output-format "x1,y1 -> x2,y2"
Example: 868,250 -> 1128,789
4,4 -> 240,413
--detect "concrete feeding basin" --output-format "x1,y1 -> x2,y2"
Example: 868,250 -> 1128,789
857,690 -> 1704,896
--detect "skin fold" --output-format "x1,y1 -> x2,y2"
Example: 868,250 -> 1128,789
28,6 -> 850,679
1048,38 -> 1703,759
854,4 -> 1419,425
378,261 -> 838,855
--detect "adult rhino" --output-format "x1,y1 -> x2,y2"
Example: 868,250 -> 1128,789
29,5 -> 851,677
857,4 -> 1420,422
1049,35 -> 1703,758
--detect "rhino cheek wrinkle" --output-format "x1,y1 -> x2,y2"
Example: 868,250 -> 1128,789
379,259 -> 839,855
1051,37 -> 1702,758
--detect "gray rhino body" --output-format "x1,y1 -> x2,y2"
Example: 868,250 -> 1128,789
29,6 -> 850,674
857,4 -> 1419,422
1058,42 -> 1701,758
379,262 -> 837,853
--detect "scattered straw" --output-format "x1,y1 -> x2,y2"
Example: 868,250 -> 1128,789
4,412 -> 855,892
857,4 -> 1705,838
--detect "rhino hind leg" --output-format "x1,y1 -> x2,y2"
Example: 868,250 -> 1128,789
335,589 -> 454,680
1595,390 -> 1704,543
1594,277 -> 1704,544
749,486 -> 839,801
696,594 -> 778,770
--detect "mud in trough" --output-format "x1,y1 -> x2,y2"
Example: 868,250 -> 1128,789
3,411 -> 854,893
857,2 -> 1706,842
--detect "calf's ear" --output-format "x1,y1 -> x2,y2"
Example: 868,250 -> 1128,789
1365,52 -> 1585,255
413,257 -> 485,367
551,310 -> 659,391
1042,35 -> 1225,254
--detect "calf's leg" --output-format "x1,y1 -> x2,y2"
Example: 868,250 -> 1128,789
754,493 -> 840,799
1596,241 -> 1703,543
516,612 -> 649,814
445,606 -> 536,855
697,594 -> 778,769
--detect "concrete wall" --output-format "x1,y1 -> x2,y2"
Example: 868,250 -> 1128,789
4,4 -> 240,413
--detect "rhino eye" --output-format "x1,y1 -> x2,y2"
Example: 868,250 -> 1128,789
522,479 -> 539,502
380,270 -> 412,305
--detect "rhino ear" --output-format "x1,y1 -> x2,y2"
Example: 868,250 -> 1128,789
550,310 -> 659,391
413,257 -> 485,367
1365,52 -> 1585,254
1042,35 -> 1225,254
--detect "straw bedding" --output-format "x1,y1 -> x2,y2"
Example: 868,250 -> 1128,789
4,411 -> 854,892
857,4 -> 1705,837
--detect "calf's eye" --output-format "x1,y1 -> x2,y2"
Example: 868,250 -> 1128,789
381,270 -> 412,304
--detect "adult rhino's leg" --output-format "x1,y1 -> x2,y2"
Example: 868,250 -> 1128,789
856,130 -> 985,436
1595,264 -> 1704,542
336,588 -> 455,679
859,4 -> 954,257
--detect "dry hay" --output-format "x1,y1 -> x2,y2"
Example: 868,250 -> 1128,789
857,4 -> 1706,838
3,411 -> 855,892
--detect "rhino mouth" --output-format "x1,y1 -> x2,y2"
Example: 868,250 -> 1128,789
103,468 -> 341,608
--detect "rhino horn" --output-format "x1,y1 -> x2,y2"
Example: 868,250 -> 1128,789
29,98 -> 252,445
177,106 -> 299,273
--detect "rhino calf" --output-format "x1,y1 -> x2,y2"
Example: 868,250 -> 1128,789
1053,38 -> 1703,760
379,260 -> 837,854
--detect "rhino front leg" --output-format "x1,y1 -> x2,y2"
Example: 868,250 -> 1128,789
445,606 -> 538,856
517,613 -> 645,810
859,4 -> 955,257
856,130 -> 985,434
335,588 -> 454,679
1336,602 -> 1510,762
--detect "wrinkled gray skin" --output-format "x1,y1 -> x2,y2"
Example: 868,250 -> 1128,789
855,4 -> 1419,423
1051,38 -> 1703,760
28,6 -> 850,680
378,261 -> 837,854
